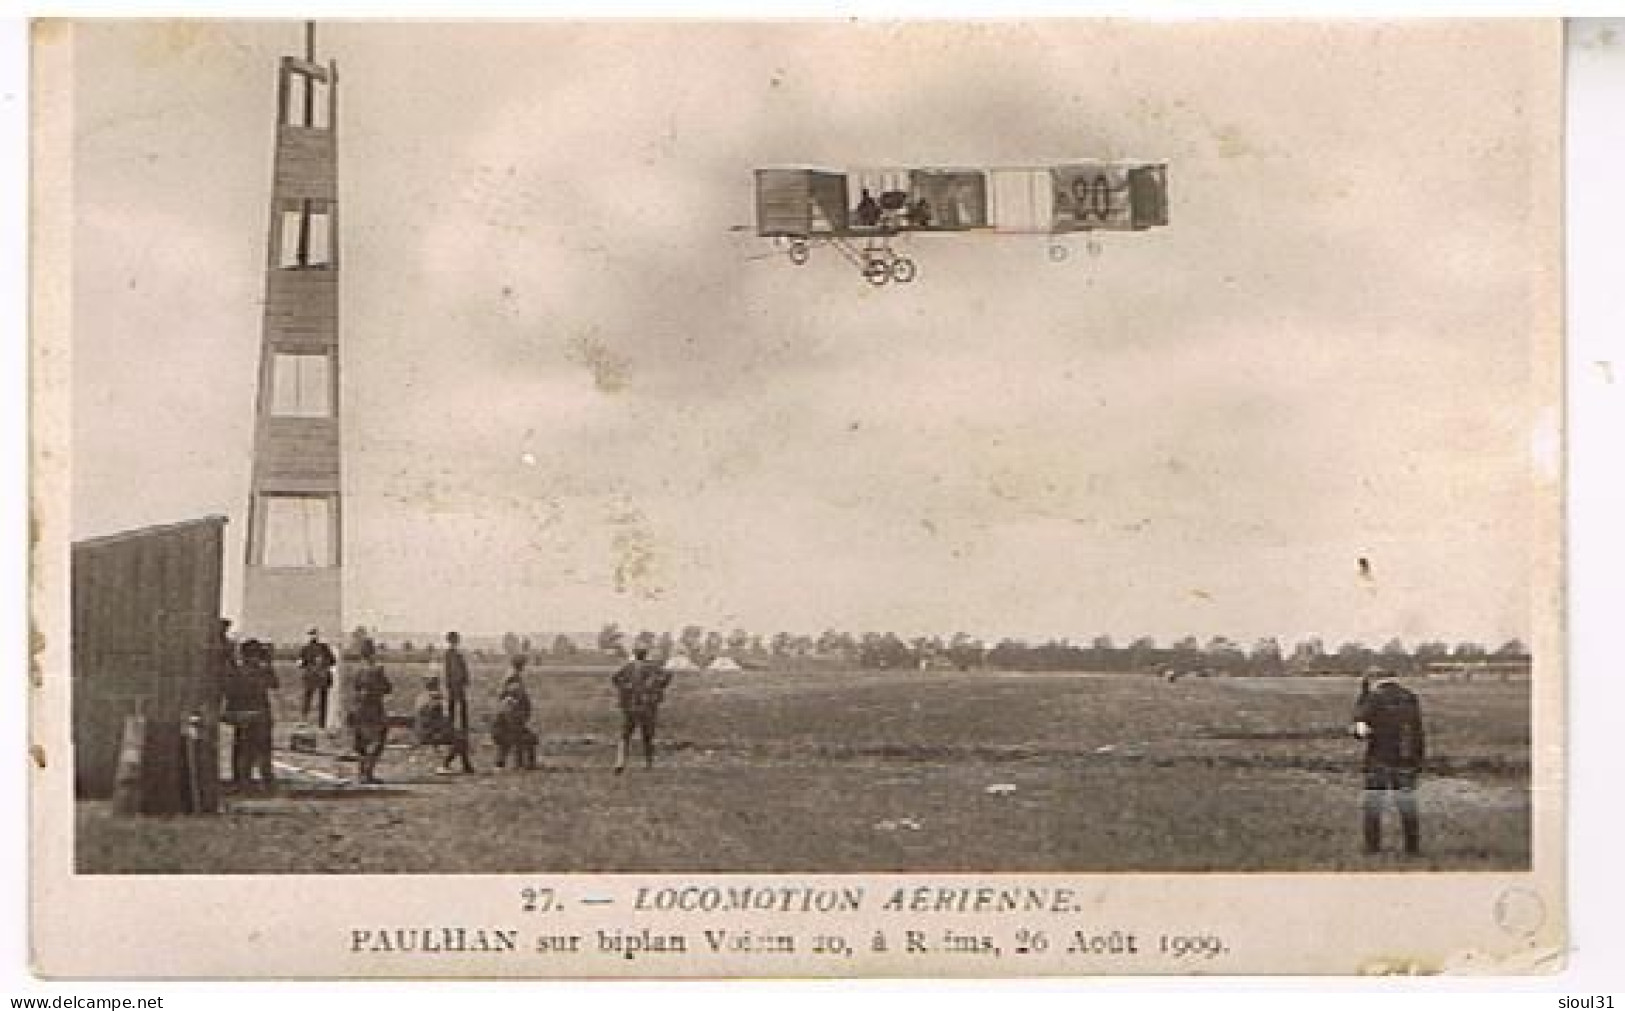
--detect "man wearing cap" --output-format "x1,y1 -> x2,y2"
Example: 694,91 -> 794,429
298,628 -> 337,727
1351,670 -> 1427,856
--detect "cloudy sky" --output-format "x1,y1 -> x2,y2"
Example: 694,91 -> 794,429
69,20 -> 1558,646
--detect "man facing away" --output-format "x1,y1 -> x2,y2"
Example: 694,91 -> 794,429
298,628 -> 337,727
612,647 -> 672,774
1352,670 -> 1427,856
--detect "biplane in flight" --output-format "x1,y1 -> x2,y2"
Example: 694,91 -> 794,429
753,162 -> 1170,286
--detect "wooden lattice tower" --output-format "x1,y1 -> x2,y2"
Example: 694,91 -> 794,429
242,23 -> 343,700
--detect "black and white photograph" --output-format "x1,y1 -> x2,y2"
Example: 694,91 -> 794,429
29,18 -> 1564,977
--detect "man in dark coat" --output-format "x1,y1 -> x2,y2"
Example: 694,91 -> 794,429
298,628 -> 337,727
1352,672 -> 1427,855
443,631 -> 471,731
440,631 -> 476,773
225,638 -> 278,790
612,647 -> 672,773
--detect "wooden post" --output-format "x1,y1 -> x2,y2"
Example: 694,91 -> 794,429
110,714 -> 146,816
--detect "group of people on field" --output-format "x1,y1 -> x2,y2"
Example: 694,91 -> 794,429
211,617 -> 1428,855
212,622 -> 673,791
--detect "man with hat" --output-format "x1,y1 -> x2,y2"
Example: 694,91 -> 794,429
1351,668 -> 1427,856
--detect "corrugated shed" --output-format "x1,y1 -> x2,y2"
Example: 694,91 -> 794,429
72,517 -> 226,798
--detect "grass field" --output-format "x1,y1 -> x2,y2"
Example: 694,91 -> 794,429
76,664 -> 1531,873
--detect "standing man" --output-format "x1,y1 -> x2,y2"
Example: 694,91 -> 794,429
442,631 -> 476,773
349,653 -> 393,785
1352,670 -> 1427,856
298,628 -> 337,727
226,638 -> 280,791
612,647 -> 672,774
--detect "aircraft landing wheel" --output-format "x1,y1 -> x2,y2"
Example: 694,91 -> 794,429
862,258 -> 891,286
889,257 -> 918,283
788,240 -> 810,265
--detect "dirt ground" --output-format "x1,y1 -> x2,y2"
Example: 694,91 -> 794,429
76,667 -> 1531,873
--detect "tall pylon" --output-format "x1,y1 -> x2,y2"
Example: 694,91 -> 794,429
242,23 -> 344,723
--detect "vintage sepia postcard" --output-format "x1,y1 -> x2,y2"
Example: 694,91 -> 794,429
30,18 -> 1564,978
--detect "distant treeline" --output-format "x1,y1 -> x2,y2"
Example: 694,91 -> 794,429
279,626 -> 1531,677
